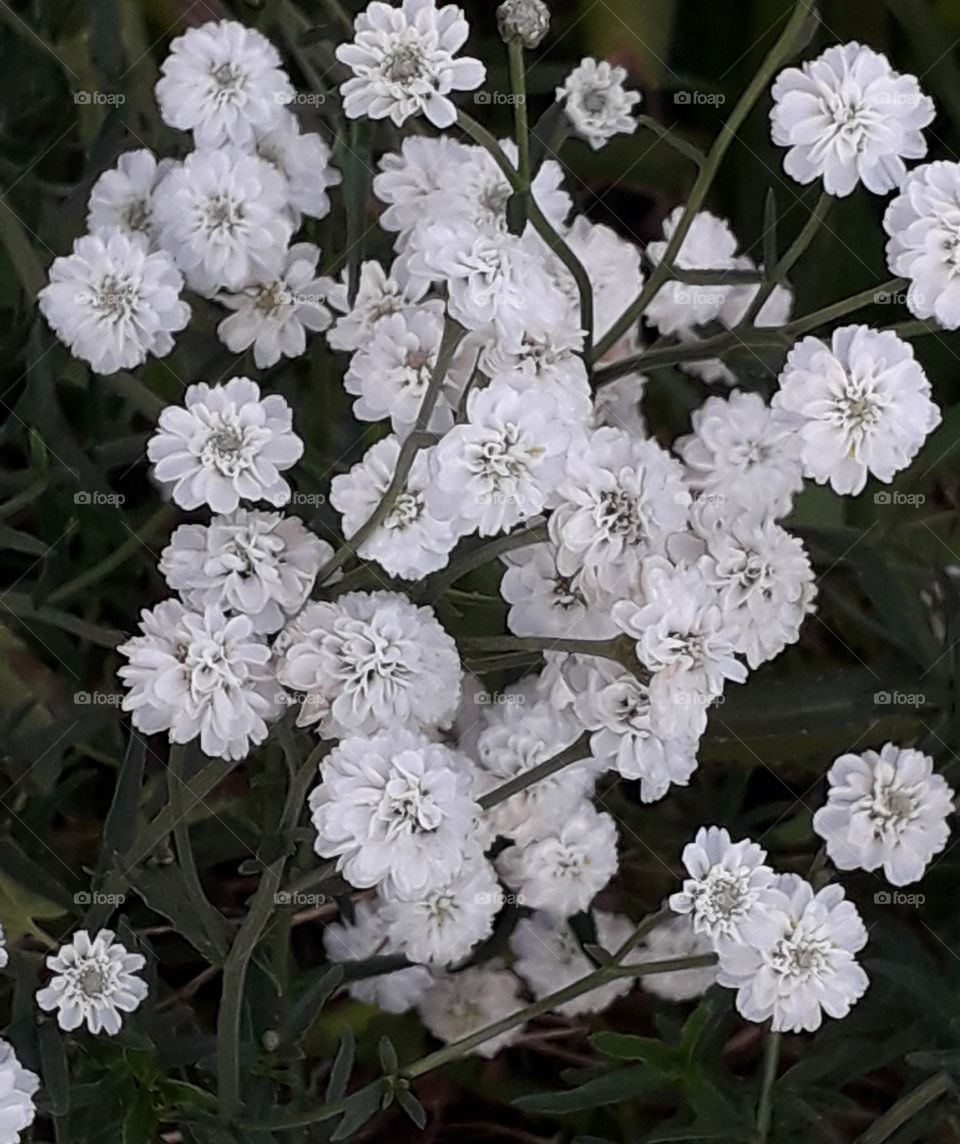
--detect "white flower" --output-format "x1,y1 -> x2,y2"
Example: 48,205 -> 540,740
323,899 -> 432,1013
330,435 -> 457,579
644,208 -> 740,336
337,0 -> 485,128
324,260 -> 427,352
36,929 -> 148,1036
556,58 -> 641,150
217,243 -> 332,369
813,743 -> 955,885
309,729 -> 479,899
702,514 -> 816,669
636,912 -> 718,1003
343,304 -> 460,436
39,230 -> 189,376
156,19 -> 293,147
549,427 -> 688,596
118,601 -> 280,760
419,965 -> 524,1057
0,1039 -> 38,1143
496,804 -> 619,915
159,509 -> 329,635
773,325 -> 941,495
614,560 -> 746,739
153,149 -> 293,294
668,826 -> 779,947
374,136 -> 461,236
676,391 -> 804,522
571,656 -> 699,801
500,541 -> 618,641
382,855 -> 501,966
86,149 -> 167,241
277,591 -> 462,737
148,377 -> 303,513
717,875 -> 869,1033
884,160 -> 960,329
771,43 -> 933,197
510,911 -> 635,1016
473,690 -> 594,844
253,110 -> 341,222
0,925 -> 6,970
428,377 -> 570,536
561,216 -> 644,347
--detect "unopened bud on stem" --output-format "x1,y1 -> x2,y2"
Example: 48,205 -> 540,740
497,0 -> 551,49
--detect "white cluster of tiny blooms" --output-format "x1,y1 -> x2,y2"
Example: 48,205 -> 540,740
669,745 -> 955,1034
39,19 -> 341,374
82,2 -> 952,1059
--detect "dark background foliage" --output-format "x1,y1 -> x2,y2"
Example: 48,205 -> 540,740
1,0 -> 960,1140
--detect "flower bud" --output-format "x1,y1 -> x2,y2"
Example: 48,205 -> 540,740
497,0 -> 550,49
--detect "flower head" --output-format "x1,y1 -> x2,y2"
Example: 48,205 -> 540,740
337,0 -> 485,129
813,743 -> 954,885
310,729 -> 480,899
0,1039 -> 38,1142
419,966 -> 524,1057
39,230 -> 189,375
771,42 -> 933,197
717,876 -> 869,1033
36,929 -> 148,1036
556,58 -> 641,150
156,19 -> 294,147
148,378 -> 303,513
773,325 -> 941,495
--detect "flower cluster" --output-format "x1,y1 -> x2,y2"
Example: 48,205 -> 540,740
32,2 -> 948,1071
40,18 -> 341,374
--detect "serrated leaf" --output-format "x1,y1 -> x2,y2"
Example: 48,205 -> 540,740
280,965 -> 344,1046
514,1066 -> 660,1113
127,865 -> 230,963
0,872 -> 67,944
590,1033 -> 678,1072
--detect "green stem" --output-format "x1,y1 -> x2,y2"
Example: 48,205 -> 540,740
478,732 -> 591,810
461,634 -> 624,659
168,745 -> 226,962
242,949 -> 718,1130
48,506 -> 175,606
745,191 -> 831,324
507,38 -> 531,198
592,0 -> 818,362
855,1072 -> 952,1144
457,109 -> 595,354
315,320 -> 466,587
756,1028 -> 782,1143
414,522 -> 547,604
217,745 -> 323,1119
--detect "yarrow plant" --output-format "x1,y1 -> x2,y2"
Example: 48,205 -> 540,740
10,0 -> 960,1139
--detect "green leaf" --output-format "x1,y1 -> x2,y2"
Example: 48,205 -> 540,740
330,1079 -> 388,1142
590,1032 -> 678,1072
279,965 -> 344,1046
122,1087 -> 158,1144
37,1020 -> 69,1117
127,865 -> 230,964
0,872 -> 67,944
378,1035 -> 398,1074
514,1066 -> 660,1113
102,731 -> 147,858
396,1087 -> 426,1130
326,1025 -> 356,1103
